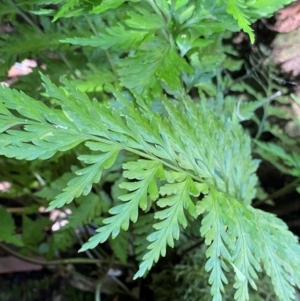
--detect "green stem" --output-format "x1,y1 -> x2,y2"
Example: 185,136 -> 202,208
145,0 -> 172,45
109,275 -> 138,299
0,243 -> 132,267
84,16 -> 118,77
253,178 -> 300,207
146,0 -> 165,22
95,281 -> 102,301
9,0 -> 43,34
180,238 -> 204,256
59,52 -> 75,74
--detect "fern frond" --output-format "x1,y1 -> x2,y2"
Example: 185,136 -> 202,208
64,193 -> 105,229
61,25 -> 148,50
1,74 -> 299,301
198,186 -> 300,301
109,230 -> 129,263
92,0 -> 125,14
80,160 -> 164,251
197,189 -> 234,301
53,0 -> 80,21
135,173 -> 207,278
48,143 -> 120,209
117,39 -> 192,93
133,213 -> 155,260
226,0 -> 254,43
0,28 -> 65,55
224,0 -> 296,43
256,210 -> 300,301
254,141 -> 300,176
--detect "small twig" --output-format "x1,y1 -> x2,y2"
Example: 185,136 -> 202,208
180,238 -> 204,257
109,274 -> 139,300
84,16 -> 118,77
255,90 -> 282,139
236,99 -> 246,121
252,178 -> 300,207
9,0 -> 42,34
0,243 -> 132,267
6,207 -> 27,213
95,281 -> 102,301
236,90 -> 283,122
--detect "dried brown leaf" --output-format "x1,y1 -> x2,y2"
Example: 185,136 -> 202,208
273,0 -> 300,33
272,28 -> 300,76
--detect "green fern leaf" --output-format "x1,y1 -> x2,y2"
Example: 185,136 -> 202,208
221,197 -> 262,301
124,7 -> 165,30
255,210 -> 300,301
22,215 -> 51,248
198,186 -> 300,301
53,0 -> 80,21
48,143 -> 120,210
61,25 -> 147,50
117,40 -> 192,93
80,160 -> 164,251
133,214 -> 155,260
0,127 -> 87,160
254,141 -> 300,176
134,173 -> 207,279
35,173 -> 74,201
0,207 -> 23,246
92,0 -> 125,13
50,229 -> 75,252
66,193 -> 105,229
197,189 -> 234,301
0,28 -> 65,54
109,230 -> 129,263
226,0 -> 254,43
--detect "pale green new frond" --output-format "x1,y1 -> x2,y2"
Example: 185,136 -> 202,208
226,0 -> 254,43
197,189 -> 234,301
255,210 -> 300,301
80,160 -> 164,252
134,173 -> 205,279
224,0 -> 296,43
225,199 -> 262,301
198,186 -> 300,301
0,74 -> 270,291
166,96 -> 259,204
